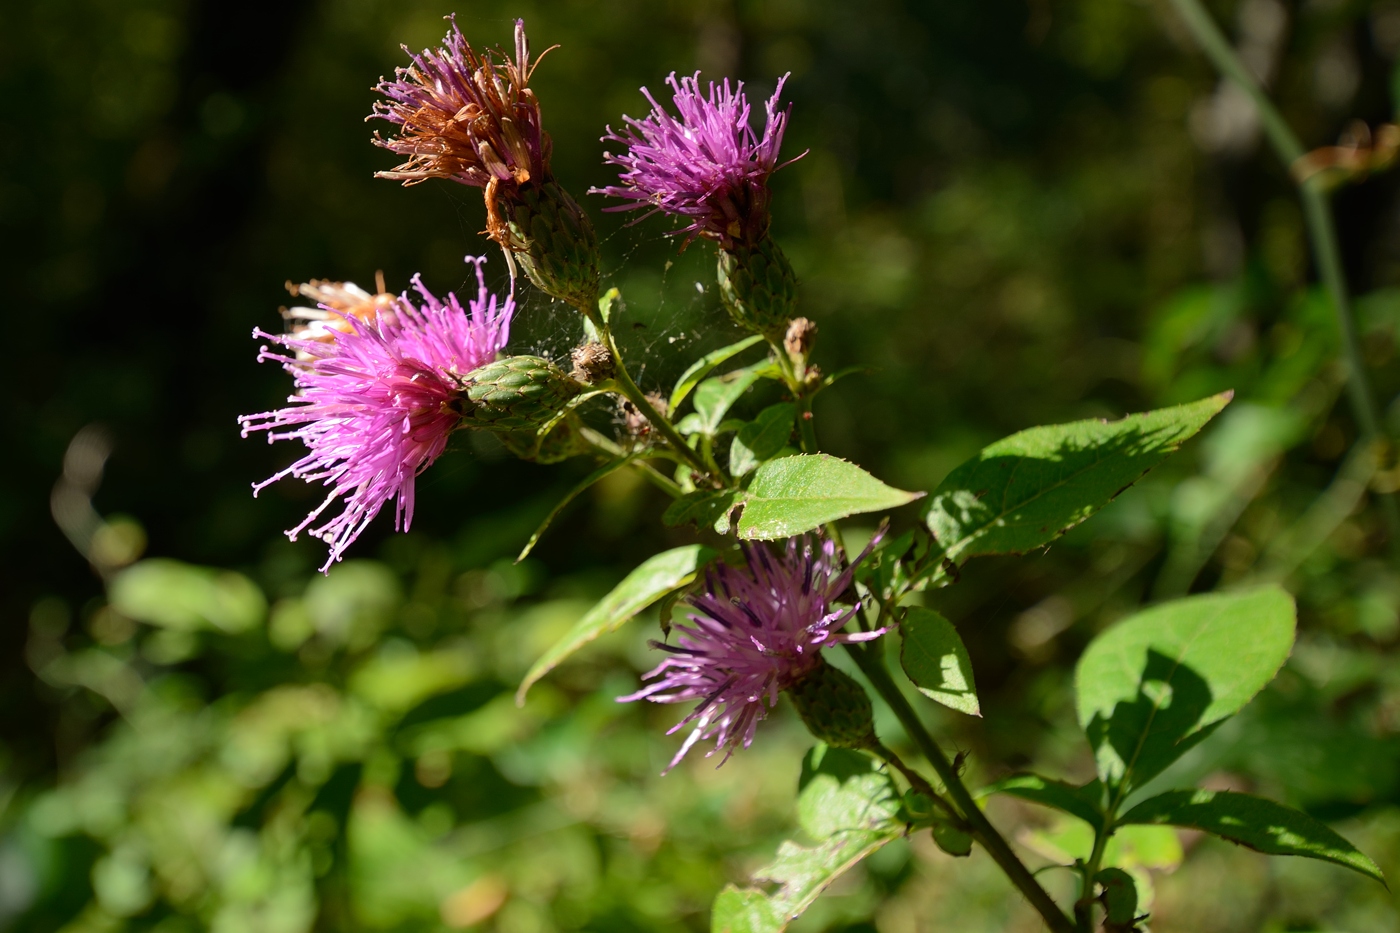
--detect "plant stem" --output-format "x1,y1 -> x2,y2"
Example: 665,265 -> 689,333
600,329 -> 714,479
1165,0 -> 1400,543
1075,825 -> 1112,931
579,427 -> 684,497
845,643 -> 1077,933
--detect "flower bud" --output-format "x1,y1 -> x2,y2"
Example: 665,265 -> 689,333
569,341 -> 614,385
503,181 -> 601,313
462,355 -> 583,431
716,235 -> 798,339
786,657 -> 877,750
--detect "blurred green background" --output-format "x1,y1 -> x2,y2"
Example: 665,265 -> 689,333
6,0 -> 1400,929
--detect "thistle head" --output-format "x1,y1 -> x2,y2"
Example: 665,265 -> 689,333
619,530 -> 884,771
369,17 -> 555,247
593,72 -> 800,249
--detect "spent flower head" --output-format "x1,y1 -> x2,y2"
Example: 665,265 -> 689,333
370,17 -> 554,246
239,257 -> 513,571
593,72 -> 800,248
621,530 -> 884,771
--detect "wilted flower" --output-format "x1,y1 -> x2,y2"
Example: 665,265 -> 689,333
593,72 -> 799,248
370,17 -> 552,242
239,257 -> 513,571
621,531 -> 883,770
279,275 -> 396,355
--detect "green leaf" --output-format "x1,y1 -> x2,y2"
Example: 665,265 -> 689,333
516,545 -> 714,703
898,608 -> 981,716
730,403 -> 797,476
1095,868 -> 1139,926
692,360 -> 774,435
925,392 -> 1231,564
737,455 -> 923,540
711,887 -> 785,933
108,559 -> 266,634
517,456 -> 635,561
1075,586 -> 1296,794
981,773 -> 1105,833
662,489 -> 742,533
1120,789 -> 1384,884
930,820 -> 973,857
714,746 -> 904,932
671,335 -> 765,412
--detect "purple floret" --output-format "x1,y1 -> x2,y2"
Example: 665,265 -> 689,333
621,531 -> 884,771
592,72 -> 801,248
239,257 -> 513,571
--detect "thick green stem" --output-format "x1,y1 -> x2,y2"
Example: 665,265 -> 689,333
846,644 -> 1077,933
1165,0 -> 1400,544
601,330 -> 713,479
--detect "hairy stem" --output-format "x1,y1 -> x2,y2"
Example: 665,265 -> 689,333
1075,826 -> 1112,931
846,644 -> 1077,933
1165,0 -> 1400,544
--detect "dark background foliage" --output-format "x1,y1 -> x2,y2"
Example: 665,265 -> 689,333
5,0 -> 1400,930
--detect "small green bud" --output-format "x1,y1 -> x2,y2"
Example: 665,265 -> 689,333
716,235 -> 798,339
1096,868 -> 1141,932
786,658 -> 877,750
506,181 -> 601,313
463,355 -> 583,432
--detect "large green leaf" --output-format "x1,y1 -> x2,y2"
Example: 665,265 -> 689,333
925,392 -> 1231,564
712,747 -> 903,933
729,403 -> 797,476
898,608 -> 981,716
737,455 -> 923,540
516,545 -> 714,703
981,773 -> 1106,833
670,335 -> 765,412
1120,789 -> 1384,884
1075,586 -> 1295,794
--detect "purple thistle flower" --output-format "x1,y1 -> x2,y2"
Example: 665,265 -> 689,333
592,72 -> 802,248
621,530 -> 884,771
369,17 -> 555,249
239,257 -> 513,572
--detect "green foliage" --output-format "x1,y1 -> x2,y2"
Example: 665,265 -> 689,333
680,360 -> 779,437
729,403 -> 797,476
898,607 -> 981,716
1075,586 -> 1296,794
713,747 -> 904,932
981,774 -> 1106,833
108,559 -> 265,634
736,454 -> 922,539
516,544 -> 714,701
669,336 -> 764,412
925,393 -> 1231,566
1120,790 -> 1384,884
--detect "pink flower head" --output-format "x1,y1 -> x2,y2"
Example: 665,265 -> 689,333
621,530 -> 885,771
239,257 -> 513,571
592,72 -> 802,248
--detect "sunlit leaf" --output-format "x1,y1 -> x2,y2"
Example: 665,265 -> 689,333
670,335 -> 765,411
925,392 -> 1231,564
737,455 -> 923,540
1120,789 -> 1384,884
516,545 -> 715,703
713,746 -> 903,932
1075,586 -> 1296,794
898,608 -> 980,716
